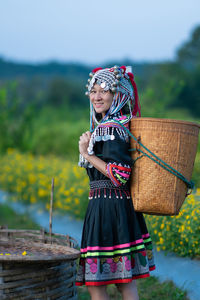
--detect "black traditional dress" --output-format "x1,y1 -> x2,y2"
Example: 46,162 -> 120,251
76,122 -> 155,286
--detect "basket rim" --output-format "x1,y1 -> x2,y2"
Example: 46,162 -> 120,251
0,229 -> 80,262
131,117 -> 200,128
0,240 -> 80,262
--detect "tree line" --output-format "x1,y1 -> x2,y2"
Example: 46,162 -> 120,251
0,25 -> 199,155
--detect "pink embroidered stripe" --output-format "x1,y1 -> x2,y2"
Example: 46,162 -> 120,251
114,169 -> 130,178
81,237 -> 150,252
142,233 -> 150,238
106,163 -> 131,187
107,164 -> 120,186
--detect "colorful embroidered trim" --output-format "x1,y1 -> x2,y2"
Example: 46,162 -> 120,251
107,163 -> 131,187
88,188 -> 131,200
76,272 -> 153,286
88,179 -> 131,199
76,251 -> 155,286
100,118 -> 129,128
81,235 -> 152,253
80,235 -> 153,258
90,179 -> 129,190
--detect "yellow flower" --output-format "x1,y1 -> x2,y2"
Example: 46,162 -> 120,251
16,186 -> 22,193
28,174 -> 36,184
21,181 -> 27,188
74,198 -> 80,205
77,189 -> 84,195
196,188 -> 200,196
64,190 -> 70,196
7,148 -> 14,154
30,195 -> 37,204
159,238 -> 164,244
22,251 -> 27,256
160,223 -> 164,229
38,188 -> 48,197
38,163 -> 44,170
70,187 -> 75,193
15,153 -> 22,161
8,175 -> 13,182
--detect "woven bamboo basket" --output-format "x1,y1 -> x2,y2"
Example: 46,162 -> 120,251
0,229 -> 80,300
130,118 -> 200,215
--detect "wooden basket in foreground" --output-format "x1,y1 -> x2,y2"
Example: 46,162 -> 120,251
0,229 -> 80,300
130,118 -> 200,215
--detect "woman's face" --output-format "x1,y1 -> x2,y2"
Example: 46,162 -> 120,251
90,84 -> 113,117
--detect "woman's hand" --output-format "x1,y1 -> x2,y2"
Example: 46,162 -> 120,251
79,131 -> 108,177
79,131 -> 92,157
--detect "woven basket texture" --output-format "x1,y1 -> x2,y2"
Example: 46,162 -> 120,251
0,229 -> 80,299
130,118 -> 200,215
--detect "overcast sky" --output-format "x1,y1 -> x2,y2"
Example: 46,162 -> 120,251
0,0 -> 200,65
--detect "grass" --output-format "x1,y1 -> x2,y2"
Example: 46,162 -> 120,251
0,203 -> 40,229
78,276 -> 189,300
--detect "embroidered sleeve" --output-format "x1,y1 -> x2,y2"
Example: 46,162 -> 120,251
106,162 -> 131,187
102,126 -> 133,186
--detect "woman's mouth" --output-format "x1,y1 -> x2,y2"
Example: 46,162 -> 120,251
94,103 -> 104,108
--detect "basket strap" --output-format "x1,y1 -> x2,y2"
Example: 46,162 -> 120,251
114,120 -> 194,192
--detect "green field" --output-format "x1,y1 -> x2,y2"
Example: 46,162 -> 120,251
0,203 -> 40,229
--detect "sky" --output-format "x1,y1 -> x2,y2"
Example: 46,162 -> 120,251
0,0 -> 200,65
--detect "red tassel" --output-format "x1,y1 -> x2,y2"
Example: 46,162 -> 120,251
92,67 -> 103,73
128,72 -> 134,80
120,66 -> 126,73
128,73 -> 141,117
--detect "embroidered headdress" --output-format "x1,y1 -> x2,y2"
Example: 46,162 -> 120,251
85,65 -> 141,132
79,65 -> 141,167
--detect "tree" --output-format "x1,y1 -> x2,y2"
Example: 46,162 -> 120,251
174,66 -> 200,116
177,25 -> 200,70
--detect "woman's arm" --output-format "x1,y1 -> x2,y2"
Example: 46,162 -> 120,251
79,129 -> 132,186
79,131 -> 108,177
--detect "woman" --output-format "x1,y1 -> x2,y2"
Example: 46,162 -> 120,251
76,66 -> 155,300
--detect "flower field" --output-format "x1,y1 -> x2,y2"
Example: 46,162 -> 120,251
145,192 -> 200,258
0,148 -> 89,219
0,148 -> 200,258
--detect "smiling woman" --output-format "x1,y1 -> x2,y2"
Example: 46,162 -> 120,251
76,66 -> 155,300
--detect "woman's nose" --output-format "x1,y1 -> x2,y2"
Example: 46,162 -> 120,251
95,92 -> 102,100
